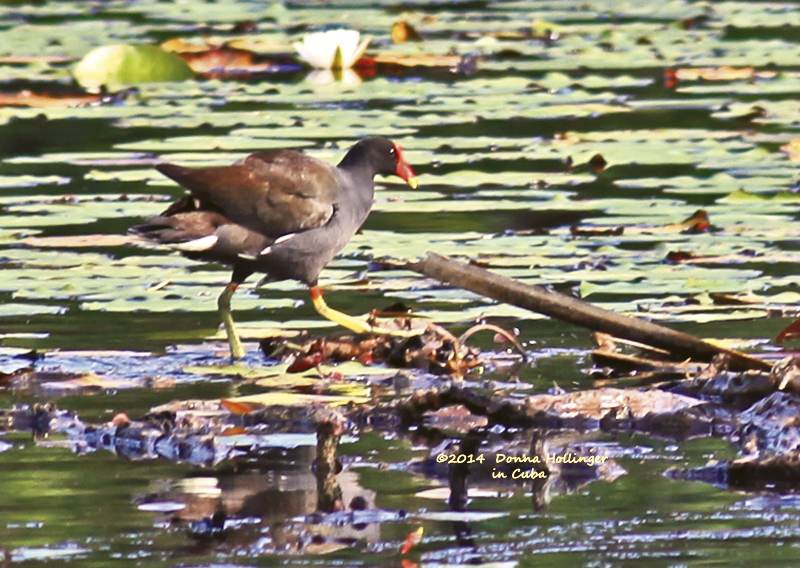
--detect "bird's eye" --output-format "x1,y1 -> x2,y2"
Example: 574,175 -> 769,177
389,148 -> 396,155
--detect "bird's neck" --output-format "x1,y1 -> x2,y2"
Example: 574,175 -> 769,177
347,174 -> 376,215
336,149 -> 378,222
337,160 -> 375,201
336,147 -> 367,173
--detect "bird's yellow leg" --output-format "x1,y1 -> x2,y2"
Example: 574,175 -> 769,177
218,282 -> 245,359
309,286 -> 422,337
310,285 -> 371,333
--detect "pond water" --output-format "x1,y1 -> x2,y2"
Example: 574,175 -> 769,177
3,0 -> 800,566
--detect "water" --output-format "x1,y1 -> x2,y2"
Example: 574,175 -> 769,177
3,0 -> 800,565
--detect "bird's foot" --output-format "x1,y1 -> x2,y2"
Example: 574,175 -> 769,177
310,286 -> 423,338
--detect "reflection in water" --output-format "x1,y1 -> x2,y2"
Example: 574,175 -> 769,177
306,68 -> 363,85
130,423 -> 624,559
411,427 -> 625,510
398,428 -> 626,566
139,442 -> 380,555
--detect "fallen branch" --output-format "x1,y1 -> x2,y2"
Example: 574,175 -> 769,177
407,252 -> 771,372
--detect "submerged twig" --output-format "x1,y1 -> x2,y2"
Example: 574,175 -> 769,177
457,323 -> 527,362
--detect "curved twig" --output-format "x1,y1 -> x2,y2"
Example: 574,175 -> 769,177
457,323 -> 527,362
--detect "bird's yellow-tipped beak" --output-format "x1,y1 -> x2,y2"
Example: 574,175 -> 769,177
393,142 -> 418,189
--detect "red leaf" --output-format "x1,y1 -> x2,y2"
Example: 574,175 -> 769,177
776,318 -> 800,343
665,250 -> 695,264
111,413 -> 130,425
287,352 -> 324,373
664,68 -> 677,88
588,153 -> 607,173
680,209 -> 711,233
220,398 -> 260,415
401,527 -> 424,554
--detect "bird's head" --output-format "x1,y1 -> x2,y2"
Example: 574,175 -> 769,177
341,137 -> 418,188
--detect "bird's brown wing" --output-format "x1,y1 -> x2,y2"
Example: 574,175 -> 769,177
156,150 -> 339,238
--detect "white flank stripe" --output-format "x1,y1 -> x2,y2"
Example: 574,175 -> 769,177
274,233 -> 295,244
174,235 -> 218,251
260,233 -> 294,256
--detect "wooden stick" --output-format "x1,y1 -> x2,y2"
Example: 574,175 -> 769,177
407,252 -> 771,372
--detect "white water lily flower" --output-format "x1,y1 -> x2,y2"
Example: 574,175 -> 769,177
293,29 -> 370,69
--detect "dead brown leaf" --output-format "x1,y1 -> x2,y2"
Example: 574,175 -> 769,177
367,53 -> 463,68
161,38 -> 213,53
391,22 -> 423,43
780,139 -> 800,161
178,46 -> 258,74
588,153 -> 607,172
0,55 -> 76,64
0,90 -> 102,109
22,234 -> 132,248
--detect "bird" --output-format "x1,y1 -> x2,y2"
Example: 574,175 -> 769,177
131,137 -> 418,359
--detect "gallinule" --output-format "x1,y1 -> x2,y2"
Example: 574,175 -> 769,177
131,137 -> 418,359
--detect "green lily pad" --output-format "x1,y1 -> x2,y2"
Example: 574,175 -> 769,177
0,302 -> 67,317
71,44 -> 195,90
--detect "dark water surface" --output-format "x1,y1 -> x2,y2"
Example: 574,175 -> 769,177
4,0 -> 800,566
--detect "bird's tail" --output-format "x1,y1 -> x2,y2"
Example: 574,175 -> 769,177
129,216 -> 187,246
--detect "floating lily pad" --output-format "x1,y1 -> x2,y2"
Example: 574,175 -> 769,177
71,44 -> 195,90
0,303 -> 67,317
